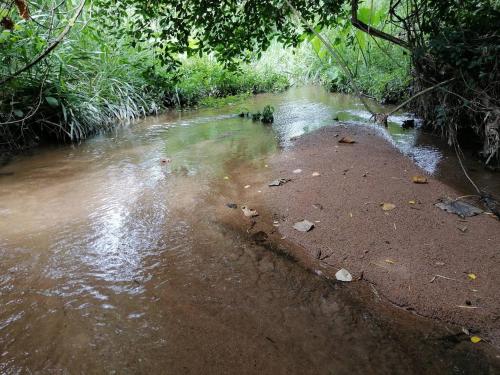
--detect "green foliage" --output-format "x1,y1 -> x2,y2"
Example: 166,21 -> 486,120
0,1 -> 289,150
94,0 -> 346,68
162,56 -> 289,107
261,105 -> 275,124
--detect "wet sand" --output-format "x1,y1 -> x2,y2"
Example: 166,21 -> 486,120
219,124 -> 500,350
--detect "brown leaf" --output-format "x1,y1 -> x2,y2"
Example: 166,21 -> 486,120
412,176 -> 428,184
15,0 -> 30,20
339,136 -> 356,144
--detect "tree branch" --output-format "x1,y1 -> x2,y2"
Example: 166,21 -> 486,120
351,0 -> 409,50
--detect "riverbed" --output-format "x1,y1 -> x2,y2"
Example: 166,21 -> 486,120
0,86 -> 499,373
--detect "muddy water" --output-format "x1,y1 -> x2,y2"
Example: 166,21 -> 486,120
0,86 -> 499,374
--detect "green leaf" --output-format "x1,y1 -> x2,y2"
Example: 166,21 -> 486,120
13,109 -> 24,118
45,96 -> 59,107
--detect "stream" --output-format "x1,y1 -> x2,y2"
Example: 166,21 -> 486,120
0,86 -> 499,374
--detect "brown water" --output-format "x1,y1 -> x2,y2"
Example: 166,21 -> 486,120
0,86 -> 499,374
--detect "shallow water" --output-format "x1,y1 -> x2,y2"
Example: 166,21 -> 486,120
0,86 -> 499,374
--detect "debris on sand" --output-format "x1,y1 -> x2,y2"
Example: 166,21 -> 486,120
293,220 -> 314,232
268,178 -> 291,187
335,268 -> 353,282
339,136 -> 356,144
242,206 -> 259,217
435,198 -> 483,218
412,176 -> 428,184
381,203 -> 396,211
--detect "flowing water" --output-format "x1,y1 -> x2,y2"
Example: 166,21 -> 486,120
0,86 -> 499,374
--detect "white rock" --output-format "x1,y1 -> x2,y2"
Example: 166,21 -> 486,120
335,268 -> 353,282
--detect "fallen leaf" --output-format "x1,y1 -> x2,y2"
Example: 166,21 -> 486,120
244,185 -> 251,189
470,336 -> 482,344
412,176 -> 428,184
224,176 -> 229,180
241,206 -> 258,218
349,212 -> 353,218
264,164 -> 269,168
468,273 -> 477,280
435,198 -> 483,218
339,136 -> 356,144
312,172 -> 321,177
293,220 -> 314,232
381,203 -> 396,211
335,269 -> 353,282
409,200 -> 416,205
15,0 -> 30,20
293,169 -> 302,174
457,225 -> 468,233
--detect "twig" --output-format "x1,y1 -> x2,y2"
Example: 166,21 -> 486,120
430,274 -> 459,283
386,78 -> 456,118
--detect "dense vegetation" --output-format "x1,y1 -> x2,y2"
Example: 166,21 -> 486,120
1,0 -> 499,166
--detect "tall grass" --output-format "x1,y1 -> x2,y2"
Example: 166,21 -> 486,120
0,2 -> 289,151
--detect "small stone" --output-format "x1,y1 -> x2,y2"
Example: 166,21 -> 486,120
293,220 -> 314,232
335,269 -> 353,282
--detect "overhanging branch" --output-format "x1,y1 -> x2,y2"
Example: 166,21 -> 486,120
351,0 -> 409,50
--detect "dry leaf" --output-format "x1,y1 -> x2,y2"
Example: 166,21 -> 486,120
293,220 -> 314,232
244,185 -> 251,189
412,176 -> 428,184
409,200 -> 416,205
339,136 -> 356,144
241,206 -> 258,217
312,172 -> 321,177
224,176 -> 229,180
467,273 -> 477,280
381,203 -> 396,211
470,336 -> 482,344
15,0 -> 30,19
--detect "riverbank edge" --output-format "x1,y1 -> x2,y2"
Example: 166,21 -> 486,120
216,123 -> 500,352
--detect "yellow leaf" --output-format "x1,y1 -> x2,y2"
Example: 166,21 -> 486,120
468,273 -> 477,280
470,336 -> 482,343
381,203 -> 396,211
412,176 -> 428,184
409,200 -> 416,205
224,176 -> 229,180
